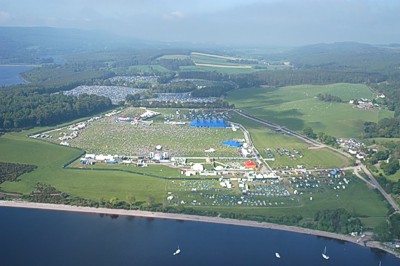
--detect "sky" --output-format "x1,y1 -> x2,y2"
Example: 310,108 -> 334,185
0,0 -> 399,46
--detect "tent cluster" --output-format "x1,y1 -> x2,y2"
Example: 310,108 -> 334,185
190,118 -> 229,128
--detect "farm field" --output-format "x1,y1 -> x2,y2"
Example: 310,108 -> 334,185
180,65 -> 261,74
157,54 -> 191,60
227,83 -> 393,138
191,52 -> 252,66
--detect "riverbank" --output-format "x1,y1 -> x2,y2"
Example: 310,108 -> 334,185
0,200 -> 398,258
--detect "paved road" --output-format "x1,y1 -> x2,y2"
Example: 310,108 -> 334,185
234,109 -> 400,213
359,164 -> 400,212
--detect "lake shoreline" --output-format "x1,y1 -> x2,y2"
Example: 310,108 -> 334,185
0,200 -> 398,258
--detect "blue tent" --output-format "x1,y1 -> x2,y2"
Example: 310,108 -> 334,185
190,118 -> 229,128
222,140 -> 242,148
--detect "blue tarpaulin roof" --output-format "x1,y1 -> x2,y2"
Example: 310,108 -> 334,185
190,118 -> 229,128
222,140 -> 242,148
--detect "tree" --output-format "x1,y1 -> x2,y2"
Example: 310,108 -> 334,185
381,158 -> 400,175
303,127 -> 317,139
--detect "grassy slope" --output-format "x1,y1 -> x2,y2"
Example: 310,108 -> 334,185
227,84 -> 393,138
0,133 -> 168,202
195,177 -> 388,228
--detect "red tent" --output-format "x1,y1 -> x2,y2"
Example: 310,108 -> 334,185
245,160 -> 257,168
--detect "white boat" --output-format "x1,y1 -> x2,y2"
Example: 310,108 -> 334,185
322,246 -> 330,260
173,246 -> 181,256
275,252 -> 281,259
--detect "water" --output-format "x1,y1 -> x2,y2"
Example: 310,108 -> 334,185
0,65 -> 34,87
0,207 -> 398,266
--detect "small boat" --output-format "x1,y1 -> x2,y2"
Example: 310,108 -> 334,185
322,246 -> 330,260
173,246 -> 181,256
275,252 -> 281,259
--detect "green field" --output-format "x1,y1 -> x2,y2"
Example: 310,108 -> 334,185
157,54 -> 191,60
194,177 -> 389,228
180,65 -> 261,74
191,53 -> 244,66
0,132 -> 171,202
227,84 -> 393,138
48,113 -> 243,157
0,130 -> 389,228
231,114 -> 352,169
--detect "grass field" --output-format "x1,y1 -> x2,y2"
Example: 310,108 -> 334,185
48,114 -> 243,157
231,114 -> 352,169
191,52 -> 248,66
0,130 -> 389,229
157,54 -> 191,60
194,177 -> 389,229
0,132 -> 171,202
227,84 -> 393,138
180,65 -> 261,74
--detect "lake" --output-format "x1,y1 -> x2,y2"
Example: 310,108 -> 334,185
0,65 -> 34,87
0,207 -> 398,266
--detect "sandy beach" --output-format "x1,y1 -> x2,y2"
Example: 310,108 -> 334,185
0,200 -> 398,258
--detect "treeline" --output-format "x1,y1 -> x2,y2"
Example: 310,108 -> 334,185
317,132 -> 338,146
369,81 -> 400,117
179,69 -> 384,90
0,162 -> 37,183
191,83 -> 237,98
251,69 -> 385,87
158,58 -> 194,71
0,91 -> 112,130
367,141 -> 400,176
153,81 -> 197,93
302,127 -> 337,146
27,183 -> 69,203
310,209 -> 362,234
317,93 -> 343,102
376,176 -> 400,196
364,118 -> 400,138
374,213 -> 400,242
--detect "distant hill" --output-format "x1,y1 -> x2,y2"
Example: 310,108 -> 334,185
282,42 -> 400,71
0,27 -> 147,64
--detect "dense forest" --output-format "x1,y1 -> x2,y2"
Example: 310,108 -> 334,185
311,209 -> 362,234
0,91 -> 112,130
363,118 -> 400,138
